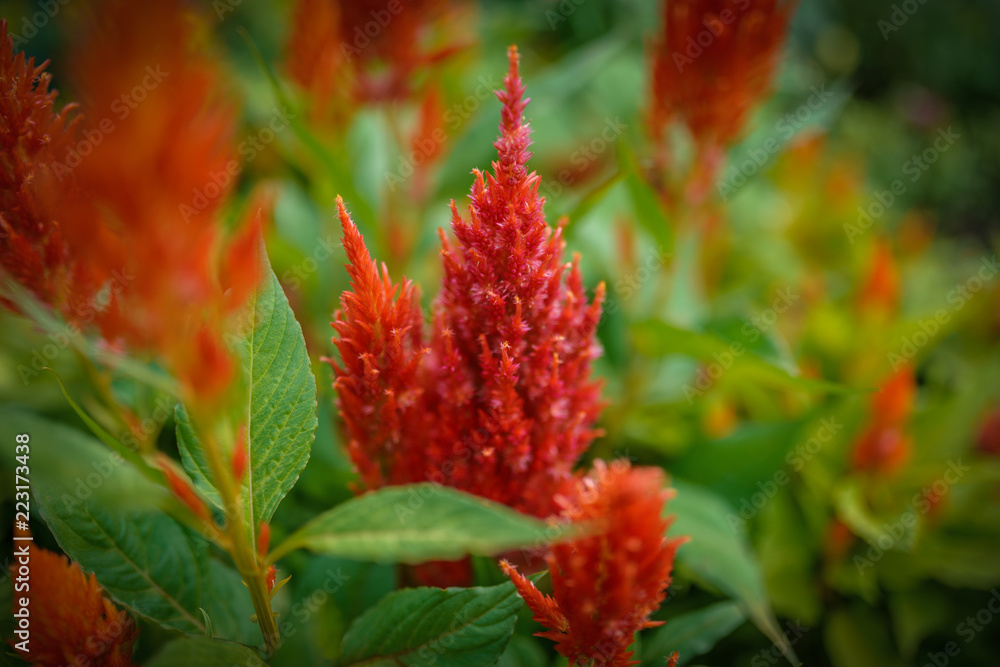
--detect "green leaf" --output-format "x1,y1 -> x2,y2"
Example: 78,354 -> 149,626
271,484 -> 564,564
632,319 -> 854,394
338,583 -> 522,667
7,410 -> 255,643
35,488 -> 213,636
668,481 -> 798,665
147,638 -> 266,667
178,237 -> 317,543
642,601 -> 746,666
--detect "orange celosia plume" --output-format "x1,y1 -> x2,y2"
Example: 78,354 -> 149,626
852,365 -> 916,474
328,46 -> 606,518
502,461 -> 684,667
1,0 -> 262,404
648,0 -> 796,150
10,545 -> 138,667
286,0 -> 466,118
0,20 -> 84,313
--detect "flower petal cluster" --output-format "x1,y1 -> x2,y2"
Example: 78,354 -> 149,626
501,461 -> 684,667
648,0 -> 796,150
286,0 -> 466,119
0,20 -> 82,313
852,365 -> 915,474
10,545 -> 138,666
329,46 -> 605,518
1,0 -> 262,403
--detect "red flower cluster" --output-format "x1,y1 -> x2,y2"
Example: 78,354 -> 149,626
329,46 -> 606,518
0,20 -> 82,314
10,545 -> 138,667
648,0 -> 795,151
0,0 -> 262,403
852,365 -> 916,474
286,0 -> 466,119
501,461 -> 684,667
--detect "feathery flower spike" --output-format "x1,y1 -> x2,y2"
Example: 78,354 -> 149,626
329,45 -> 606,518
502,461 -> 685,667
9,545 -> 138,666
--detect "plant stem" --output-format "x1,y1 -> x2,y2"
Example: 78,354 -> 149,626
201,428 -> 281,654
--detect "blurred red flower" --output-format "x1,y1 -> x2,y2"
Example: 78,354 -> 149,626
501,461 -> 684,667
10,545 -> 138,667
328,46 -> 606,518
648,0 -> 796,151
0,20 -> 84,314
1,0 -> 263,404
852,365 -> 916,474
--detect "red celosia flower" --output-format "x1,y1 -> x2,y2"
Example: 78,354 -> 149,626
852,365 -> 915,474
648,0 -> 796,150
0,20 -> 85,314
976,406 -> 1000,457
857,239 -> 900,314
286,0 -> 467,119
328,46 -> 606,518
10,545 -> 138,666
501,461 -> 684,667
14,0 -> 263,404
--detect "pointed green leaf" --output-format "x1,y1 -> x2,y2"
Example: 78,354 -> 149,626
668,481 -> 798,665
147,638 -> 266,667
339,583 -> 522,667
177,237 -> 317,542
641,601 -> 746,666
271,484 -> 565,564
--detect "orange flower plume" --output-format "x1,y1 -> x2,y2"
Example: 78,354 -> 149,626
0,20 -> 83,313
648,0 -> 797,151
328,46 -> 606,518
286,0 -> 466,118
1,0 -> 262,403
10,545 -> 138,666
852,365 -> 916,474
501,461 -> 684,667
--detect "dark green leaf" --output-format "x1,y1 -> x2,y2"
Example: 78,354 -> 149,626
338,583 -> 521,667
642,601 -> 746,666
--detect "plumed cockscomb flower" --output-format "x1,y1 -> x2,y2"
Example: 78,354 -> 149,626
0,20 -> 83,314
852,365 -> 915,474
501,461 -> 684,667
329,46 -> 606,518
10,545 -> 138,666
286,0 -> 467,120
648,0 -> 796,151
5,0 -> 263,404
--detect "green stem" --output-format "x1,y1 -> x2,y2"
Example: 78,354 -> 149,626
201,428 -> 281,654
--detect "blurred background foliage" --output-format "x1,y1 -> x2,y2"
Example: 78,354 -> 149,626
1,0 -> 998,665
